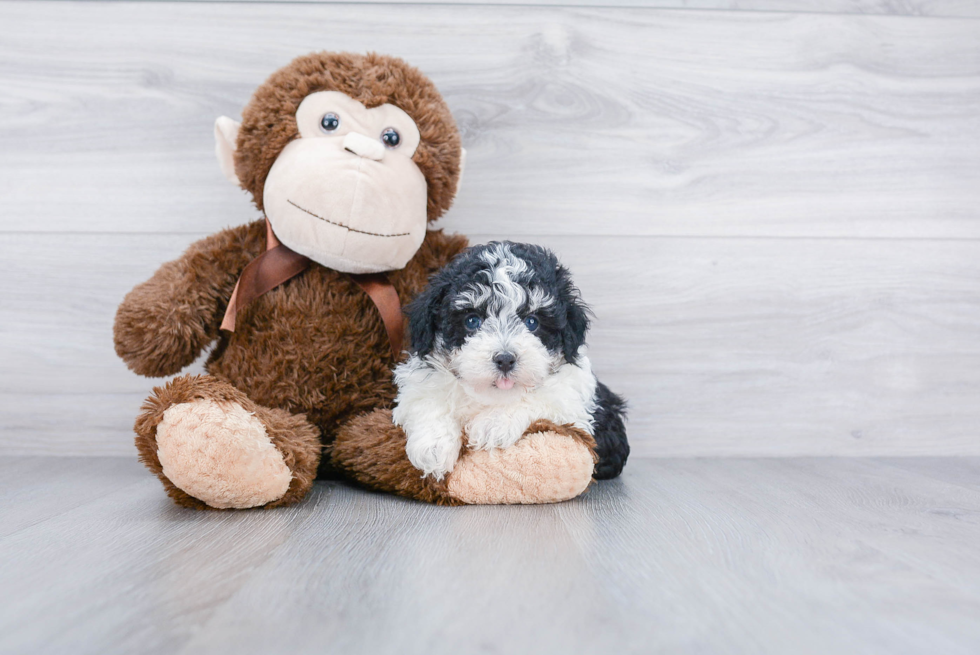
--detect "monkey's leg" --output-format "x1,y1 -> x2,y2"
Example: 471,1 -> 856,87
134,374 -> 321,509
332,412 -> 596,505
330,410 -> 462,505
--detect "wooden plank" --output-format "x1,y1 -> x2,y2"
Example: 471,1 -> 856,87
2,2 -> 979,238
680,458 -> 980,598
0,392 -> 166,457
878,456 -> 980,493
5,457 -> 977,654
551,458 -> 980,654
0,467 -> 329,655
3,232 -> 980,456
0,456 -> 146,538
148,0 -> 980,19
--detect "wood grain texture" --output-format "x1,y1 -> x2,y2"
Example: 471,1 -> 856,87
879,456 -> 980,492
116,0 -> 980,19
2,456 -> 980,655
186,1 -> 980,19
0,461 -> 324,655
3,232 -> 979,457
0,456 -> 145,538
2,2 -> 978,458
1,2 -> 979,238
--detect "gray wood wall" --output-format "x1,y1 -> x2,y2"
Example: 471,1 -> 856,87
2,0 -> 979,457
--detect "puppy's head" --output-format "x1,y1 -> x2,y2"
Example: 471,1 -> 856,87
407,241 -> 590,397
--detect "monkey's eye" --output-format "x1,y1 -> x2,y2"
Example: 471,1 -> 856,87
320,113 -> 340,133
464,314 -> 482,331
381,127 -> 401,149
524,316 -> 539,332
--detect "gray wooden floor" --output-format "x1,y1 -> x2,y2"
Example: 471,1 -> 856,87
2,456 -> 979,655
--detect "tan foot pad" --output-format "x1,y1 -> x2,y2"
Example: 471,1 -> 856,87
446,431 -> 594,505
156,399 -> 292,509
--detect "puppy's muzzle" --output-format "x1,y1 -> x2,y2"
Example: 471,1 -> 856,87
493,351 -> 517,374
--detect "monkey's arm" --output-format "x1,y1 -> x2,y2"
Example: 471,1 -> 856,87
113,219 -> 266,377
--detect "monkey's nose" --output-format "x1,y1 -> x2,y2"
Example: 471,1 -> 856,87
493,352 -> 517,374
343,132 -> 385,161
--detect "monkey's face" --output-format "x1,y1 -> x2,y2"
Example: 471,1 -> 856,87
216,53 -> 464,273
258,91 -> 428,274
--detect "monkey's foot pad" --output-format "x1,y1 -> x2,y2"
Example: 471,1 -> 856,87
156,399 -> 292,509
447,431 -> 595,504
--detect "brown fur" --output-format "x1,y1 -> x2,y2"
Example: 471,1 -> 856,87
332,414 -> 599,506
114,223 -> 266,377
235,52 -> 461,222
331,409 -> 462,505
117,53 -> 595,509
118,222 -> 469,487
134,374 -> 322,509
117,52 -> 469,509
525,419 -> 599,455
205,223 -> 468,477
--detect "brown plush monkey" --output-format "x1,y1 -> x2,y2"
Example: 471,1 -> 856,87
114,52 -> 597,509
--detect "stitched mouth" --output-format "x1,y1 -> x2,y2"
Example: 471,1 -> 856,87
287,199 -> 410,238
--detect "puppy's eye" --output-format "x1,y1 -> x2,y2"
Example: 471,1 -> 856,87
464,314 -> 482,331
320,113 -> 340,133
381,127 -> 401,149
524,315 -> 539,332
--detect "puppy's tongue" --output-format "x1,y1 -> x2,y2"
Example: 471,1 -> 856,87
495,378 -> 515,390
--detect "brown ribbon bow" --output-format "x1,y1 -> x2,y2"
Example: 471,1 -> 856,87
220,220 -> 405,358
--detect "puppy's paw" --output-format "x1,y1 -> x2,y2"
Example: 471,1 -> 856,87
465,409 -> 528,451
405,422 -> 462,481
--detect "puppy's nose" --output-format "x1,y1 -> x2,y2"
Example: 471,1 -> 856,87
343,132 -> 385,161
493,352 -> 517,374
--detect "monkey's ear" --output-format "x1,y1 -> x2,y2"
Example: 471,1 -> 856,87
214,116 -> 241,186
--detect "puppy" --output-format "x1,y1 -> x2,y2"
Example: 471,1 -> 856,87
392,241 -> 629,481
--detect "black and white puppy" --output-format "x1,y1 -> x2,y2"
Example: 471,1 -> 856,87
393,241 -> 629,481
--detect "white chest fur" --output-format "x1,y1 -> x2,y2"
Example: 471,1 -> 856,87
392,353 -> 598,479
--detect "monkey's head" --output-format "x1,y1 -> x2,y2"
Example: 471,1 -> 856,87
214,52 -> 464,274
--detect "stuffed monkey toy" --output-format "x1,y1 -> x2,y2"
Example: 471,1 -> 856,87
114,52 -> 599,509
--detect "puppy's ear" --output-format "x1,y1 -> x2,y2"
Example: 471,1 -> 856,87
406,271 -> 450,357
557,264 -> 592,364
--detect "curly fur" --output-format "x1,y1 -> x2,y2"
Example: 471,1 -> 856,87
591,381 -> 630,479
392,242 -> 630,481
